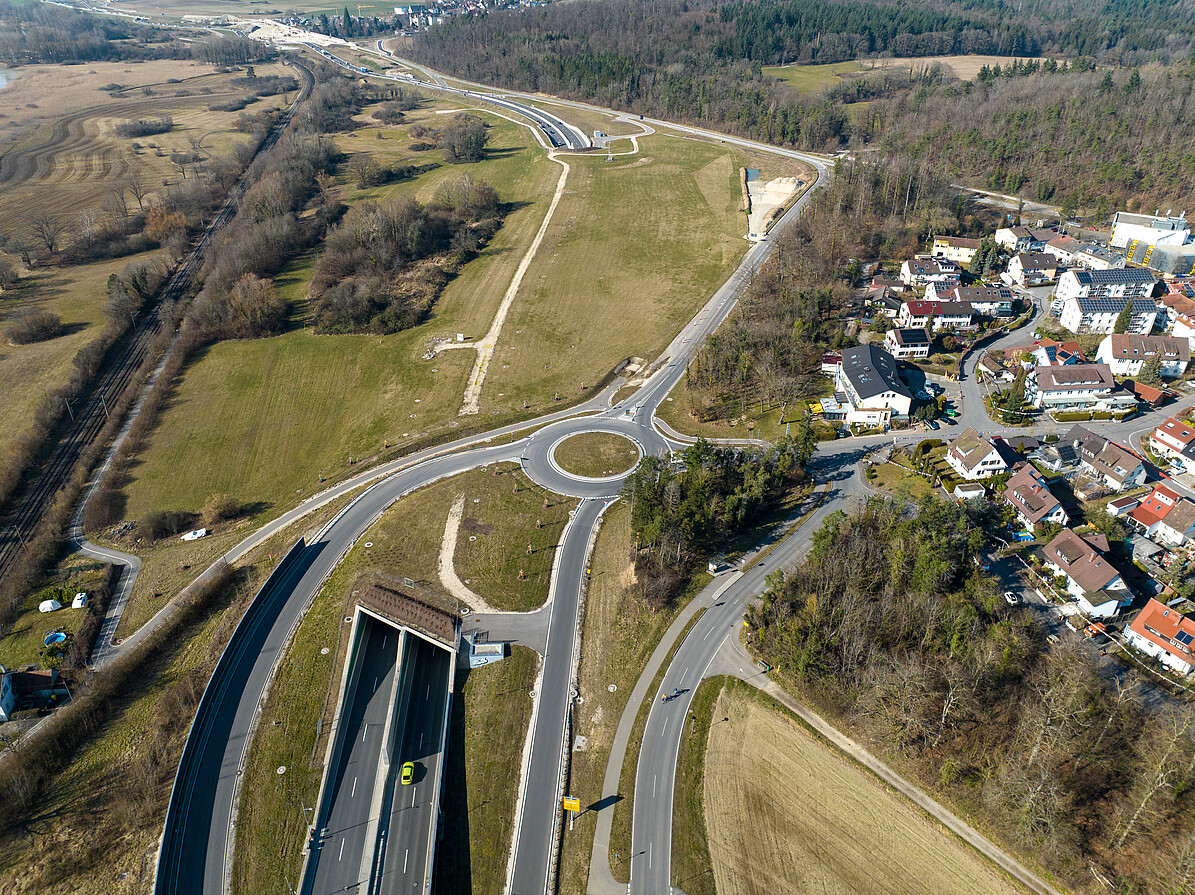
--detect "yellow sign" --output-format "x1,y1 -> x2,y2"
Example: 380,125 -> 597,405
562,797 -> 581,812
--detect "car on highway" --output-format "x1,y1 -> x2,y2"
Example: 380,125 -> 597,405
401,761 -> 415,785
1004,591 -> 1020,605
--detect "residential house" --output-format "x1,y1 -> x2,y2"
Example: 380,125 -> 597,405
1064,425 -> 1148,492
931,235 -> 981,266
897,300 -> 975,330
1159,499 -> 1195,546
946,427 -> 1008,480
1031,438 -> 1082,475
1122,379 -> 1169,407
1150,416 -> 1195,471
866,285 -> 903,318
883,327 -> 931,359
1157,290 -> 1195,351
954,285 -> 1015,317
871,274 -> 907,293
1044,235 -> 1083,265
1124,598 -> 1195,674
1026,364 -> 1121,410
923,278 -> 965,302
834,344 -> 913,426
1096,334 -> 1189,378
1057,294 -> 1159,335
1002,464 -> 1069,530
1029,338 -> 1086,367
1056,267 -> 1157,303
1075,244 -> 1127,271
978,353 -> 1015,382
1006,252 -> 1058,286
1127,484 -> 1183,538
820,351 -> 843,376
1042,528 -> 1131,618
900,258 -> 960,287
995,226 -> 1035,252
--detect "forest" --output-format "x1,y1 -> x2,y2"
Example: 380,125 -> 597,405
684,154 -> 964,422
748,497 -> 1195,895
620,436 -> 814,604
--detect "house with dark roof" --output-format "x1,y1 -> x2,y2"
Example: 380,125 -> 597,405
1006,252 -> 1059,286
1026,364 -> 1120,410
1060,425 -> 1147,492
882,327 -> 931,359
1075,244 -> 1127,271
834,344 -> 913,426
946,427 -> 1007,481
1125,598 -> 1195,674
899,258 -> 959,287
1002,464 -> 1068,530
897,300 -> 974,330
1042,528 -> 1131,618
995,226 -> 1036,252
954,285 -> 1015,317
1095,334 -> 1189,377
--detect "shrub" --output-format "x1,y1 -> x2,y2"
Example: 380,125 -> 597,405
0,257 -> 17,290
201,493 -> 240,527
140,510 -> 192,541
113,116 -> 174,138
6,310 -> 64,344
83,488 -> 126,533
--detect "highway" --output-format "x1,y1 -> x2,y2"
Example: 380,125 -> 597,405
307,614 -> 400,895
375,636 -> 451,895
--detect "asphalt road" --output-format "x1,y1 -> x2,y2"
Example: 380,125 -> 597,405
307,614 -> 400,895
376,635 -> 452,895
156,45 -> 834,895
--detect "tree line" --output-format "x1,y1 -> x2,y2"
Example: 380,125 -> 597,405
748,495 -> 1195,894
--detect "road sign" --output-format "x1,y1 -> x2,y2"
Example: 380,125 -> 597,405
562,797 -> 581,812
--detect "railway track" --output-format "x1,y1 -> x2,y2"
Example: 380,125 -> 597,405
0,57 -> 315,583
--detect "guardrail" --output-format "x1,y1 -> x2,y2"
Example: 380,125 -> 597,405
154,537 -> 311,895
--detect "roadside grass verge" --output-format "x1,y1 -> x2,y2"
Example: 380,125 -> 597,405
557,502 -> 696,893
670,676 -> 722,895
434,645 -> 538,895
552,432 -> 640,479
608,603 -> 707,884
701,680 -> 1029,895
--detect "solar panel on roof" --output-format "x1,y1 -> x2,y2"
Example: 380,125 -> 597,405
1177,631 -> 1193,646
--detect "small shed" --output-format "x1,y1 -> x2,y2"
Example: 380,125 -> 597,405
954,482 -> 986,501
38,599 -> 62,613
1107,496 -> 1140,518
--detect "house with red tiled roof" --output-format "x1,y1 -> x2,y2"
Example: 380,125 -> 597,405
1151,417 -> 1195,473
1125,598 -> 1195,675
1128,485 -> 1183,538
1042,528 -> 1131,618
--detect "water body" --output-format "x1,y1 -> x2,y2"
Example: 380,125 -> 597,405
0,70 -> 13,89
745,167 -> 760,182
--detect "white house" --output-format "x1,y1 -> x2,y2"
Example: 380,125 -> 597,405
1042,528 -> 1130,618
954,285 -> 1015,317
900,258 -> 959,287
897,300 -> 974,330
946,427 -> 1008,480
1151,417 -> 1195,471
883,327 -> 931,359
1096,334 -> 1189,377
931,235 -> 981,266
1056,267 -> 1157,303
1006,252 -> 1058,286
1057,294 -> 1158,335
1127,484 -> 1183,539
1002,464 -> 1068,531
1125,598 -> 1195,675
834,344 -> 913,426
1075,244 -> 1127,271
1043,235 -> 1083,265
1026,364 -> 1118,410
995,226 -> 1038,252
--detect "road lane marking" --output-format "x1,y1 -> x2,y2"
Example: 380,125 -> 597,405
382,634 -> 388,649
362,724 -> 368,741
419,731 -> 424,748
653,775 -> 657,798
338,839 -> 345,861
352,776 -> 358,797
648,843 -> 652,868
411,789 -> 416,807
373,676 -> 378,692
703,626 -> 713,640
404,849 -> 409,873
426,684 -> 431,700
661,717 -> 669,737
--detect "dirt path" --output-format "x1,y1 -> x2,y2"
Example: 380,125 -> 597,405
438,495 -> 501,613
457,150 -> 571,415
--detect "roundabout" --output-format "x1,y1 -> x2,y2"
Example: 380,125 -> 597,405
520,415 -> 672,498
550,432 -> 641,480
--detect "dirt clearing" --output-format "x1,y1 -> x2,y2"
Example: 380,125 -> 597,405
704,684 -> 1028,895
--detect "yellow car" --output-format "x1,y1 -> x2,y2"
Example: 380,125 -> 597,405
401,762 -> 415,785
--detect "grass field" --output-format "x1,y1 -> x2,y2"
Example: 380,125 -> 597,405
435,646 -> 538,895
113,97 -> 772,564
867,461 -> 936,502
552,432 -> 640,479
762,60 -> 864,91
703,681 -> 1027,895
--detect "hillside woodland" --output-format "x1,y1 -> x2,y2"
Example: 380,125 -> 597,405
749,497 -> 1195,895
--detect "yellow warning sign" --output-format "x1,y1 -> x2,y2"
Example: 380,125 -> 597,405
562,797 -> 581,812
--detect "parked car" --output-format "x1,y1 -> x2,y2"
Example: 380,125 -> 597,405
1004,591 -> 1020,605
